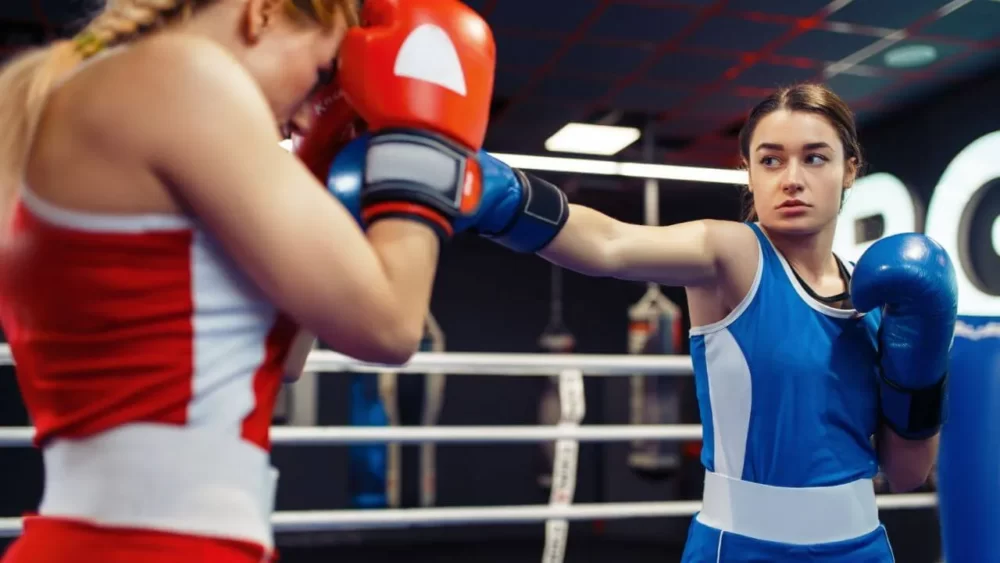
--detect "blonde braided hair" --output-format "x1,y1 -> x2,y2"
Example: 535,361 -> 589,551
73,0 -> 357,59
73,0 -> 188,59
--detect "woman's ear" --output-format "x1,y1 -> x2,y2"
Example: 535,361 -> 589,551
844,156 -> 859,189
243,0 -> 285,43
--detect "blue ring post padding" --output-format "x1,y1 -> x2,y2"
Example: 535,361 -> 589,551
938,315 -> 1000,562
347,371 -> 389,509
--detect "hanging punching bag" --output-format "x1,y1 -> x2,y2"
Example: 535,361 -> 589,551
937,318 -> 1000,561
627,287 -> 684,479
538,264 -> 576,489
625,142 -> 685,479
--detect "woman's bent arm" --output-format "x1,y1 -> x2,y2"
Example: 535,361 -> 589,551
140,37 -> 436,364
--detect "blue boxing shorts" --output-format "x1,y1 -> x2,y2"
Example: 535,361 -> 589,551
682,517 -> 894,562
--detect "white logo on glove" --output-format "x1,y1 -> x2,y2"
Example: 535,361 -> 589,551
394,24 -> 468,96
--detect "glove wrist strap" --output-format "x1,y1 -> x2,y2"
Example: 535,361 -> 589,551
487,170 -> 570,253
359,130 -> 477,242
878,372 -> 947,440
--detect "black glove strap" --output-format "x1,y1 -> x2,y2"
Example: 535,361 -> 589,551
873,321 -> 948,440
487,170 -> 570,253
879,371 -> 948,439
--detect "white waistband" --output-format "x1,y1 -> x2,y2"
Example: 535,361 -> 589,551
697,471 -> 879,545
39,423 -> 278,550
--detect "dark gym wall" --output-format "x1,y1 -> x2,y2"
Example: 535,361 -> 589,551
860,70 -> 1000,206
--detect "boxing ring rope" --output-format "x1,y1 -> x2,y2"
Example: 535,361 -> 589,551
0,344 -> 940,543
0,344 -> 692,376
0,492 -> 938,538
299,349 -> 696,376
0,425 -> 704,447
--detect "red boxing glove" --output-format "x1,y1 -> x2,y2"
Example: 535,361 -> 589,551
336,0 -> 497,241
293,76 -> 365,181
339,0 -> 494,150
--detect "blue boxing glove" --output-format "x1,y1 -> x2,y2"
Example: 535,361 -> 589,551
851,233 -> 959,440
326,133 -> 367,225
328,132 -> 478,235
453,151 -> 570,253
328,142 -> 570,251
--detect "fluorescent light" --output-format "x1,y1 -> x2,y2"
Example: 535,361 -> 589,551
278,140 -> 747,185
544,123 -> 641,156
492,153 -> 747,185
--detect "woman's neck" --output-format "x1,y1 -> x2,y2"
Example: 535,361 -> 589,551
762,223 -> 839,285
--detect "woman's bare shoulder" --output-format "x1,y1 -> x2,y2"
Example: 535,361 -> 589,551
127,33 -> 263,100
69,34 -> 273,150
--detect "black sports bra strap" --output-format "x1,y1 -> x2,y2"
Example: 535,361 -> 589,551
790,255 -> 853,308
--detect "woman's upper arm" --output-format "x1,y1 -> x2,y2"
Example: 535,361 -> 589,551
604,218 -> 756,287
545,203 -> 755,286
542,205 -> 757,289
132,39 -> 402,355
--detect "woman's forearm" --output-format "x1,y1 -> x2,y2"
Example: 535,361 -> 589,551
878,425 -> 939,492
360,219 -> 441,363
539,204 -> 623,277
539,205 -> 724,287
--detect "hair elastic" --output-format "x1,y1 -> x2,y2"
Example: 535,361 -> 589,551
72,30 -> 105,59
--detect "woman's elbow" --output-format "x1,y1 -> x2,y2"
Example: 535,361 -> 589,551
372,326 -> 422,365
316,312 -> 423,366
349,324 -> 422,366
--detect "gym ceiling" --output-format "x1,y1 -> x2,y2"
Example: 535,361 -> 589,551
2,0 -> 998,167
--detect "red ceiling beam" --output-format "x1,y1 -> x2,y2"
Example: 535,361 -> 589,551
573,1 -> 726,124
658,4 -> 839,125
679,1 -> 986,160
804,4 -> 983,131
662,3 -> 848,159
490,0 -> 614,126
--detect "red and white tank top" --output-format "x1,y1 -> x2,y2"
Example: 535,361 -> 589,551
0,188 -> 301,549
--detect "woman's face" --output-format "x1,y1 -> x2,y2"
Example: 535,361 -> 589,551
747,109 -> 857,236
246,5 -> 348,122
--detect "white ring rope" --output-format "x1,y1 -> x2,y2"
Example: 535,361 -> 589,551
0,425 -> 704,448
0,344 -> 940,542
0,494 -> 939,538
0,345 -> 690,376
